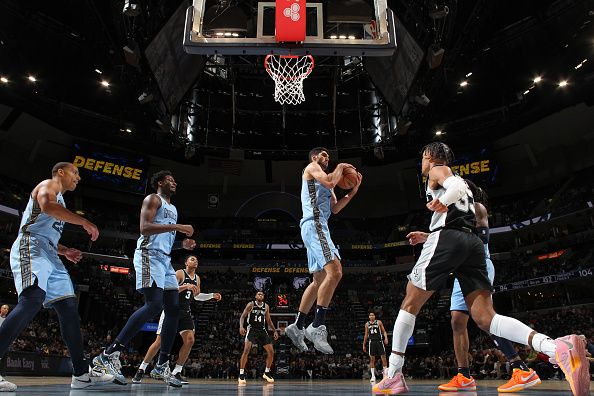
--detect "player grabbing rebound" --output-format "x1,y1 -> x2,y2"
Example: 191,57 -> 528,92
132,254 -> 221,385
286,147 -> 362,354
436,179 -> 540,393
238,291 -> 279,386
0,162 -> 113,391
373,142 -> 589,396
93,170 -> 196,387
364,312 -> 389,383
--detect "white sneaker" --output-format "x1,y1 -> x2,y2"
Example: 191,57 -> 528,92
304,324 -> 333,354
0,374 -> 17,392
71,367 -> 115,389
285,323 -> 309,352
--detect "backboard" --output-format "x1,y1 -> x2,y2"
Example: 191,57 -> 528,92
183,0 -> 397,56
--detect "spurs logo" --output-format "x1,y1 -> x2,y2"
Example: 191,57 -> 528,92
283,3 -> 301,21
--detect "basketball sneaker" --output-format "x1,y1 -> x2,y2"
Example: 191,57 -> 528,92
71,367 -> 114,389
304,324 -> 333,354
238,373 -> 247,386
0,374 -> 17,392
437,373 -> 476,392
372,372 -> 409,394
132,368 -> 144,384
174,372 -> 189,385
497,368 -> 541,393
285,323 -> 309,352
263,372 -> 275,383
92,351 -> 127,385
554,334 -> 590,396
150,361 -> 182,388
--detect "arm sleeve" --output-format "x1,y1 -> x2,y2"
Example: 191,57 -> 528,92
194,293 -> 214,301
437,176 -> 467,206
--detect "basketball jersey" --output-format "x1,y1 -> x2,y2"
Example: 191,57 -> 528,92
367,320 -> 381,341
136,194 -> 177,254
300,176 -> 332,226
18,192 -> 66,246
178,270 -> 198,313
247,301 -> 267,330
426,175 -> 476,232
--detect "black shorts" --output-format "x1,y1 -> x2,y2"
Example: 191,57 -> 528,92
368,340 -> 386,357
178,310 -> 195,333
246,328 -> 272,345
408,229 -> 492,296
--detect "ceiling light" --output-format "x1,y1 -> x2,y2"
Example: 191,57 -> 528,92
0,77 -> 8,84
330,35 -> 338,39
94,69 -> 102,74
533,76 -> 542,84
125,128 -> 132,133
465,72 -> 473,77
435,130 -> 443,136
459,80 -> 468,87
28,75 -> 37,82
558,80 -> 568,87
224,32 -> 232,37
523,90 -> 530,95
575,63 -> 583,69
348,35 -> 356,40
215,32 -> 224,36
339,35 -> 347,39
101,80 -> 110,87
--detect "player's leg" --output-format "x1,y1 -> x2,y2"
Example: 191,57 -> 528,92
133,323 -> 162,384
370,355 -> 377,382
312,258 -> 342,325
151,281 -> 181,387
238,340 -> 252,385
286,271 -> 326,352
262,343 -> 275,383
171,330 -> 194,384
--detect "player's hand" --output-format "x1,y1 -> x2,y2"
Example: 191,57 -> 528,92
182,238 -> 196,250
188,285 -> 200,295
176,224 -> 194,237
273,331 -> 279,341
406,231 -> 429,246
363,344 -> 367,353
82,220 -> 99,241
64,248 -> 83,264
351,172 -> 363,193
239,327 -> 246,336
384,338 -> 389,345
213,293 -> 222,301
426,198 -> 448,213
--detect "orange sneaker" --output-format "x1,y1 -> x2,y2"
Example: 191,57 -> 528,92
438,373 -> 476,392
497,368 -> 541,393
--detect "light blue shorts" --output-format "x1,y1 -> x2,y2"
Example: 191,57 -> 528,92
134,248 -> 178,291
10,234 -> 75,307
450,250 -> 495,312
300,220 -> 340,273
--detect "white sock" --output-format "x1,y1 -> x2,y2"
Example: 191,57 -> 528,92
489,314 -> 555,357
531,333 -> 556,358
370,367 -> 375,377
388,354 -> 405,378
139,361 -> 149,371
387,310 -> 415,378
265,367 -> 270,373
172,364 -> 183,375
240,369 -> 245,375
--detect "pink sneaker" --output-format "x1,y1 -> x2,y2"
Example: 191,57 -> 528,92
555,334 -> 590,396
372,372 -> 409,395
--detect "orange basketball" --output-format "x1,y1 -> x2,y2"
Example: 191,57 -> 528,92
337,166 -> 359,190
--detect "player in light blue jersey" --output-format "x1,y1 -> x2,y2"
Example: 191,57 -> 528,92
286,147 -> 362,354
0,162 -> 113,392
93,170 -> 196,388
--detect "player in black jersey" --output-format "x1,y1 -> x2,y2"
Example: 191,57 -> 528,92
373,142 -> 589,396
133,255 -> 221,385
363,312 -> 388,383
238,291 -> 278,386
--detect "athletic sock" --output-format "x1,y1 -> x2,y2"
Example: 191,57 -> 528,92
139,361 -> 149,371
510,360 -> 530,372
387,310 -> 415,378
295,311 -> 307,330
172,364 -> 183,375
265,367 -> 270,373
531,333 -> 556,358
458,367 -> 471,378
370,367 -> 376,377
489,314 -> 555,358
312,305 -> 328,328
240,369 -> 245,375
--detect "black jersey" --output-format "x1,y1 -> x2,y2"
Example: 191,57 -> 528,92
178,269 -> 198,313
247,301 -> 267,330
367,320 -> 382,341
427,175 -> 476,232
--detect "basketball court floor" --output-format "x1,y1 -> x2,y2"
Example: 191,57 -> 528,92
7,377 -> 589,395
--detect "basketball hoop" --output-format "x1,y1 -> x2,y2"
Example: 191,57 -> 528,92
264,54 -> 315,105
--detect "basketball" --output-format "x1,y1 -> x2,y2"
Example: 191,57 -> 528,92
338,166 -> 359,190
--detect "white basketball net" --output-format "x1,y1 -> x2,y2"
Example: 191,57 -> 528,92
265,55 -> 315,105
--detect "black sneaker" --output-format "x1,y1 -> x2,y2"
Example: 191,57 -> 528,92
132,368 -> 144,384
238,373 -> 246,386
174,373 -> 189,385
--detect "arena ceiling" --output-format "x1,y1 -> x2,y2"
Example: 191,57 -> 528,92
0,0 -> 593,164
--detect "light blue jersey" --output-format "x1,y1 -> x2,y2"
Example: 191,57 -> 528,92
136,194 -> 177,255
299,176 -> 340,273
300,178 -> 332,226
18,193 -> 65,246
